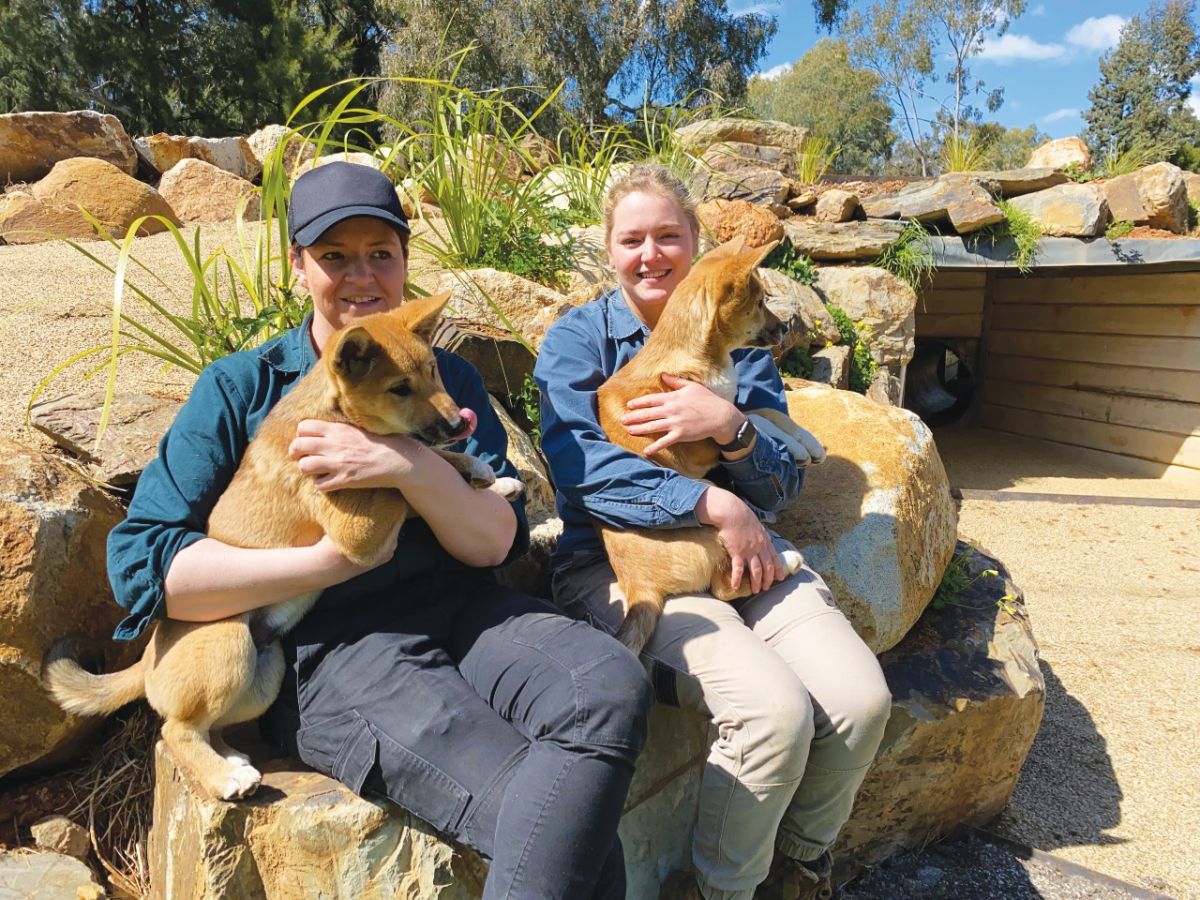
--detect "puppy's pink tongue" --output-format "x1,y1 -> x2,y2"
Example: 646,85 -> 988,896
458,407 -> 478,439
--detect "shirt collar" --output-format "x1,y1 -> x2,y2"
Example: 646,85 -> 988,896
604,288 -> 650,341
259,311 -> 318,376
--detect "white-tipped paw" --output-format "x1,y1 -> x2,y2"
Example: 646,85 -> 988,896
221,763 -> 262,801
220,746 -> 252,767
780,549 -> 805,575
491,477 -> 525,501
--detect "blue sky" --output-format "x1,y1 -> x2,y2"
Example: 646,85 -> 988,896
744,1 -> 1200,140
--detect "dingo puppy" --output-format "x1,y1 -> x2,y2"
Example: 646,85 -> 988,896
43,293 -> 521,800
595,238 -> 823,654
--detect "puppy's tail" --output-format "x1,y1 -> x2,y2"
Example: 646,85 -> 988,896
42,637 -> 146,718
615,589 -> 665,657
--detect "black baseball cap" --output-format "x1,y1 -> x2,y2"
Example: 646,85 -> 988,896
287,161 -> 410,247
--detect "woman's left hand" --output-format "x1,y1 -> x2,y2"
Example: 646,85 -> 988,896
289,419 -> 423,491
621,373 -> 745,456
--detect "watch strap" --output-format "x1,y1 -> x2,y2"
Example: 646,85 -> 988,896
715,418 -> 757,453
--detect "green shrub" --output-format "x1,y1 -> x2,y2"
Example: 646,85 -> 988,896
940,131 -> 988,173
1105,219 -> 1135,240
777,345 -> 815,379
763,241 -> 817,285
873,220 -> 935,294
795,135 -> 840,184
826,304 -> 877,394
966,200 -> 1042,275
1188,200 -> 1199,233
506,372 -> 542,449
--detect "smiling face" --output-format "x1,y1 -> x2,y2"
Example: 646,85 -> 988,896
291,216 -> 409,353
607,190 -> 697,328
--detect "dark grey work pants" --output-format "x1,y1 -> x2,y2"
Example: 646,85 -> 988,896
265,569 -> 653,900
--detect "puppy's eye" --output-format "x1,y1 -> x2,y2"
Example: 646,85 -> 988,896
390,383 -> 412,397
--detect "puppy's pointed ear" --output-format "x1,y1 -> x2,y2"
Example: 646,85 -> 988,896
748,239 -> 780,268
396,291 -> 451,343
708,235 -> 747,258
330,325 -> 380,383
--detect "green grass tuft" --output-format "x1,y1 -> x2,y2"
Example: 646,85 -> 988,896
873,219 -> 935,294
763,240 -> 817,285
1105,219 -> 1135,240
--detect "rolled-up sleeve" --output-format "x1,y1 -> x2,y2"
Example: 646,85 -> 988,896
719,349 -> 805,516
536,315 -> 708,530
107,366 -> 248,640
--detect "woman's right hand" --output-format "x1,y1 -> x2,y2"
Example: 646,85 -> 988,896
695,486 -> 782,594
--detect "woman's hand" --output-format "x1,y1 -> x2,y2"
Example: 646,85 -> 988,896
289,419 -> 424,491
621,373 -> 746,456
695,486 -> 782,594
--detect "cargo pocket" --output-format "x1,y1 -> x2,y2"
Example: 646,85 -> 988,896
372,727 -> 472,834
295,710 -> 379,795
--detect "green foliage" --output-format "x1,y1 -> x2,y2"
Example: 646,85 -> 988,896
763,242 -> 818,285
826,304 -> 878,394
1105,220 -> 1135,240
931,548 -> 1002,611
1083,0 -> 1200,162
507,372 -> 543,449
873,220 -> 935,293
939,129 -> 990,172
968,200 -> 1041,274
0,1 -> 85,113
777,345 -> 816,380
795,135 -> 841,184
968,122 -> 1049,171
1095,142 -> 1173,178
746,38 -> 895,174
1188,200 -> 1200,232
1060,161 -> 1095,183
472,201 -> 575,290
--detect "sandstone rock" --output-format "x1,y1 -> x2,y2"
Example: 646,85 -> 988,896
970,167 -> 1070,197
811,345 -> 850,389
519,133 -> 559,173
0,440 -> 142,778
247,124 -> 317,177
1102,162 -> 1189,233
700,140 -> 797,177
1007,182 -> 1108,237
813,267 -> 917,369
29,391 -> 183,487
307,150 -> 385,173
757,268 -> 840,350
148,703 -> 710,899
866,369 -> 902,407
697,198 -> 785,247
0,157 -> 178,243
158,158 -> 260,223
787,189 -> 818,211
692,162 -> 793,205
30,815 -> 90,860
814,188 -> 860,223
0,110 -> 136,183
0,849 -> 105,898
774,383 -> 958,652
562,224 -> 612,298
1026,136 -> 1092,172
488,398 -> 555,526
676,118 -> 809,156
835,543 -> 1045,876
860,176 -> 1003,234
780,219 -> 906,261
1184,171 -> 1200,207
433,319 -> 536,403
434,269 -> 572,349
135,133 -> 261,181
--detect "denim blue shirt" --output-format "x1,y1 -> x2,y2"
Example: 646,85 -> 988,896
534,288 -> 803,570
107,313 -> 529,641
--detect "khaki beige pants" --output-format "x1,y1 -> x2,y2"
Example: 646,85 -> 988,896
552,543 -> 892,900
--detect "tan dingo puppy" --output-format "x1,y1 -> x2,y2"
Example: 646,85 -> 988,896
595,238 -> 817,654
43,293 -> 521,800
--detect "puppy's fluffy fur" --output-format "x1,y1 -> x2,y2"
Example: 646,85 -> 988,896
43,294 -> 520,800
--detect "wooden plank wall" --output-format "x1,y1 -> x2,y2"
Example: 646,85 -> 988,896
915,270 -> 986,338
980,270 -> 1200,474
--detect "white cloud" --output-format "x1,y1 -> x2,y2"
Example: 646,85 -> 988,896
1065,15 -> 1126,51
1041,107 -> 1081,124
1188,95 -> 1200,118
1031,3 -> 1046,15
757,62 -> 790,80
730,2 -> 776,17
978,33 -> 1065,63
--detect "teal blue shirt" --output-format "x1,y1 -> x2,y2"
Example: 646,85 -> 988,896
106,313 -> 529,641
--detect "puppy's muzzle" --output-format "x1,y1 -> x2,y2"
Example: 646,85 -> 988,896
421,412 -> 472,446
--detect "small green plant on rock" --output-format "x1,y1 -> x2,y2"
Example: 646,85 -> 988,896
795,135 -> 840,185
507,372 -> 542,449
1060,161 -> 1094,183
1105,219 -> 1135,240
931,548 -> 1001,612
763,240 -> 817,285
967,201 -> 1042,275
1188,200 -> 1199,233
826,304 -> 877,394
873,219 -> 935,294
777,345 -> 816,379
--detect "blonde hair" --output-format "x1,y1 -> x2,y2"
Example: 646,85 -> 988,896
602,162 -> 700,247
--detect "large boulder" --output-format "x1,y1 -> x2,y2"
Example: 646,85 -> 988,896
699,140 -> 798,177
0,440 -> 142,778
135,133 -> 262,181
833,542 -> 1045,876
812,267 -> 917,370
247,124 -> 317,177
1026,137 -> 1092,172
561,223 -> 613,300
781,219 -> 906,261
676,118 -> 809,156
0,849 -> 105,898
774,383 -> 958,653
860,175 -> 1003,234
757,267 -> 841,350
693,157 -> 794,205
0,157 -> 178,244
814,188 -> 861,223
0,110 -> 136,183
433,269 -> 573,349
970,167 -> 1070,197
1007,182 -> 1109,237
158,158 -> 260,223
697,198 -> 785,247
1102,162 -> 1190,233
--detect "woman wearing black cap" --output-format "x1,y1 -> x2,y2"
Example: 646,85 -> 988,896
105,162 -> 653,899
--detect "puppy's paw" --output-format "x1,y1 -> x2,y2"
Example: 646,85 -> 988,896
780,548 -> 805,575
462,457 -> 497,489
491,477 -> 525,501
220,746 -> 252,767
220,763 -> 262,801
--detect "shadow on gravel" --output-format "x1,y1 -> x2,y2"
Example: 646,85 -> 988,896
995,661 -> 1124,851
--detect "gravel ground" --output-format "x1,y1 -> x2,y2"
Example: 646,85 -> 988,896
1,235 -> 1197,899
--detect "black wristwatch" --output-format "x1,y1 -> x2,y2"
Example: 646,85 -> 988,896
715,418 -> 757,453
